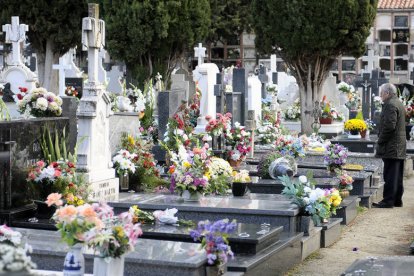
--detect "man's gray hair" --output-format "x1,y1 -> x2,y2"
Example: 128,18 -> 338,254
380,83 -> 397,95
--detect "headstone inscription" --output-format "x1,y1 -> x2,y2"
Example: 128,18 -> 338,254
77,3 -> 119,201
65,77 -> 83,98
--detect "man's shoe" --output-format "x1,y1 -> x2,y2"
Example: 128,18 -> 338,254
372,201 -> 394,208
394,202 -> 403,207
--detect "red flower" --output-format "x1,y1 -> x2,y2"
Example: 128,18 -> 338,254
17,94 -> 23,100
67,162 -> 75,168
51,162 -> 59,168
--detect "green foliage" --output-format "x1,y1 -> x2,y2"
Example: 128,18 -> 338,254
0,0 -> 87,56
0,99 -> 10,121
356,110 -> 364,120
102,0 -> 211,86
40,126 -> 69,164
257,151 -> 282,179
208,174 -> 231,195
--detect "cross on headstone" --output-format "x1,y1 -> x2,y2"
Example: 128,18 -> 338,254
194,43 -> 206,67
2,17 -> 28,66
82,4 -> 105,84
53,57 -> 72,96
362,49 -> 379,72
410,67 -> 414,85
270,55 -> 277,73
258,64 -> 268,99
245,110 -> 256,158
214,72 -> 224,114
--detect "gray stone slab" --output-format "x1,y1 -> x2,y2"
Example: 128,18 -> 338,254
342,256 -> 414,276
331,135 -> 377,153
140,223 -> 283,255
110,193 -> 300,232
321,218 -> 342,248
227,232 -> 303,276
301,227 -> 322,261
15,228 -> 207,276
333,196 -> 360,225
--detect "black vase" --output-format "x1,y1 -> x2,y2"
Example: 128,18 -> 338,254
34,200 -> 56,219
232,182 -> 248,197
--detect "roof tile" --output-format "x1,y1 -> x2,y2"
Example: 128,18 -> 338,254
378,0 -> 414,9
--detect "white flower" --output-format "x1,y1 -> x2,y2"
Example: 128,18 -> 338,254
299,175 -> 307,184
35,97 -> 48,111
234,122 -> 241,128
231,150 -> 241,161
303,197 -> 310,205
48,101 -> 59,111
304,186 -> 312,194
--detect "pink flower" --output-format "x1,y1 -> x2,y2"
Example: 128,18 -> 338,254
56,205 -> 77,222
45,193 -> 63,207
205,115 -> 212,121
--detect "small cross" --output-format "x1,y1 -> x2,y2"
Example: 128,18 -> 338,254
362,49 -> 379,72
53,57 -> 71,96
194,42 -> 206,67
2,17 -> 28,66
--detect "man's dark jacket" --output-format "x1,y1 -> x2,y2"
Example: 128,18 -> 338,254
375,94 -> 406,159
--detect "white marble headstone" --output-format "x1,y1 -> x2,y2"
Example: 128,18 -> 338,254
247,75 -> 262,124
322,73 -> 339,107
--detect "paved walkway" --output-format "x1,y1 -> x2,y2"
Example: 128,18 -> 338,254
287,175 -> 414,276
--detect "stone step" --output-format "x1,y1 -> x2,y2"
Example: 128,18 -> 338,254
301,227 -> 322,261
227,232 -> 303,276
342,256 -> 414,275
359,191 -> 374,208
332,196 -> 360,225
320,218 -> 343,248
109,193 -> 300,233
15,228 -> 208,276
139,223 -> 283,255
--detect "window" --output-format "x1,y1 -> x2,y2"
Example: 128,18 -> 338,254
394,16 -> 408,27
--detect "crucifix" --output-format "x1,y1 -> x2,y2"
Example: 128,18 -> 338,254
2,17 -> 28,66
312,101 -> 322,134
245,110 -> 256,158
362,49 -> 379,72
53,57 -> 72,96
82,3 -> 105,84
194,43 -> 206,67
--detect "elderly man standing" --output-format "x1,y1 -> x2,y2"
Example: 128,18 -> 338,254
373,83 -> 406,208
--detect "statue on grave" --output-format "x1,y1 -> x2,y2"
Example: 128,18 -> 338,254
311,101 -> 322,133
1,83 -> 15,102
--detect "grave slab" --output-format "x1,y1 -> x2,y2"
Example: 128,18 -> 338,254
342,256 -> 414,276
301,227 -> 322,261
333,196 -> 360,225
248,177 -> 340,194
16,228 -> 208,276
109,193 -> 300,232
320,218 -> 343,248
139,223 -> 283,255
331,135 -> 377,153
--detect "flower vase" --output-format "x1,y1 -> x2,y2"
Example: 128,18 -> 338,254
119,173 -> 130,191
339,190 -> 350,198
232,182 -> 249,197
63,244 -> 84,276
348,130 -> 361,139
319,117 -> 332,124
93,255 -> 125,276
205,264 -> 227,276
228,159 -> 242,168
181,190 -> 202,202
296,215 -> 315,236
360,129 -> 367,139
34,200 -> 56,220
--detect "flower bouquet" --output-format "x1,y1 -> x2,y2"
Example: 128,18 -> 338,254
274,135 -> 305,159
112,149 -> 137,176
0,225 -> 36,274
338,82 -> 359,110
344,119 -> 366,136
256,123 -> 279,145
231,170 -> 250,196
208,157 -> 233,195
282,99 -> 300,121
205,113 -> 232,136
224,122 -> 251,166
339,172 -> 354,194
17,87 -> 63,117
190,219 -> 236,273
65,86 -> 79,98
168,143 -> 212,199
266,83 -> 278,96
323,143 -> 348,172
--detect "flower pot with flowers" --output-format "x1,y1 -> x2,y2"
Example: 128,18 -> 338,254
205,113 -> 232,150
338,82 -> 360,111
231,170 -> 250,197
65,86 -> 80,98
319,97 -> 333,124
112,149 -> 137,191
282,98 -> 301,121
273,135 -> 305,159
224,123 -> 251,167
207,157 -> 233,195
344,119 -> 366,138
16,87 -> 63,117
364,119 -> 376,138
338,172 -> 353,198
323,143 -> 348,172
168,143 -> 212,201
190,219 -> 237,276
280,175 -> 342,231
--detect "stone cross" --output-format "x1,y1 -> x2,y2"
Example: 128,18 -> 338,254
194,43 -> 206,67
270,54 -> 277,73
53,57 -> 72,96
2,17 -> 28,66
362,49 -> 379,72
258,64 -> 269,99
82,4 -> 105,84
245,110 -> 256,158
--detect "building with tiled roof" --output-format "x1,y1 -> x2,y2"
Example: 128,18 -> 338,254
378,0 -> 414,10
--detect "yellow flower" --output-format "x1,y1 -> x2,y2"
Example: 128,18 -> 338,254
344,119 -> 367,131
333,199 -> 341,207
183,161 -> 191,168
127,135 -> 135,145
204,171 -> 211,180
114,226 -> 125,237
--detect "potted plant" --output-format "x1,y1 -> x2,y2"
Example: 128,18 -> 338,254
190,219 -> 237,276
112,149 -> 137,191
208,157 -> 233,195
231,170 -> 250,197
319,99 -> 333,124
344,118 -> 367,138
282,98 -> 301,121
224,123 -> 251,168
338,172 -> 353,198
323,143 -> 348,172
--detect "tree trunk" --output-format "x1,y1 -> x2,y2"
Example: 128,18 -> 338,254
36,40 -> 59,94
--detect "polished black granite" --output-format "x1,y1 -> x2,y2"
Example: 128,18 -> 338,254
333,196 -> 360,225
140,223 -> 283,254
342,256 -> 414,276
248,177 -> 340,194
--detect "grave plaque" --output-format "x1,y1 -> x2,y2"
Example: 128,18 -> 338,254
65,77 -> 83,98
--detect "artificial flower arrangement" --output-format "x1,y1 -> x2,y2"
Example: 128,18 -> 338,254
232,170 -> 250,183
373,95 -> 382,112
27,160 -> 88,205
300,133 -> 326,152
257,151 -> 283,179
323,143 -> 348,172
129,206 -> 195,226
397,88 -> 414,123
337,81 -> 360,110
0,225 -> 36,273
365,119 -> 376,131
282,98 -> 300,120
205,113 -> 232,136
339,172 -> 354,191
190,219 -> 236,268
16,87 -> 63,117
112,149 -> 137,176
274,135 -> 305,159
280,175 -> 342,225
256,123 -> 280,145
168,143 -> 212,196
224,122 -> 252,162
320,97 -> 333,119
208,157 -> 233,195
65,86 -> 79,98
344,119 -> 367,133
266,83 -> 278,96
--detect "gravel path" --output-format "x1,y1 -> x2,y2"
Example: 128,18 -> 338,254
287,175 -> 414,276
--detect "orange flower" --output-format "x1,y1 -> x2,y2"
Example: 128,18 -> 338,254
56,205 -> 77,222
45,193 -> 63,207
79,205 -> 97,219
193,148 -> 203,155
168,165 -> 175,174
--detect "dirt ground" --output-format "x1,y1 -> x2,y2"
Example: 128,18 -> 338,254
286,175 -> 414,276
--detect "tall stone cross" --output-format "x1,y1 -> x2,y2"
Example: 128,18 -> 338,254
53,57 -> 72,96
362,49 -> 379,72
82,3 -> 105,84
194,43 -> 206,67
2,17 -> 28,66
